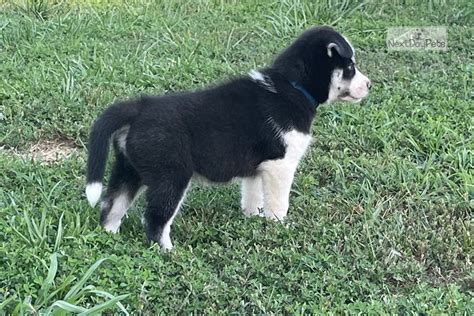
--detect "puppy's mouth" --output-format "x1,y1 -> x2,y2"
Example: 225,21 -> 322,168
339,91 -> 362,103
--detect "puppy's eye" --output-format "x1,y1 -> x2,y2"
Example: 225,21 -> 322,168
347,64 -> 354,71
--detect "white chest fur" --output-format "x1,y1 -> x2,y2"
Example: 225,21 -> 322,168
258,129 -> 312,172
242,129 -> 311,220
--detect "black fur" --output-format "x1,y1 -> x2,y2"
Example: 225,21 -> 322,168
86,26 -> 357,245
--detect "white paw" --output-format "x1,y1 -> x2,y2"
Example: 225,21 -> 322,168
103,220 -> 121,234
264,210 -> 287,222
160,238 -> 173,251
242,207 -> 264,217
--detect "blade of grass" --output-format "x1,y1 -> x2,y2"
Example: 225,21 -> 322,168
64,258 -> 108,302
54,213 -> 64,251
0,296 -> 16,310
23,211 -> 37,244
36,252 -> 59,308
89,290 -> 130,315
78,294 -> 130,316
50,300 -> 87,313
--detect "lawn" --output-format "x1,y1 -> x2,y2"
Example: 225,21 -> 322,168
0,0 -> 472,314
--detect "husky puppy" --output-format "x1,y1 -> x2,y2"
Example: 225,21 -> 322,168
86,26 -> 371,249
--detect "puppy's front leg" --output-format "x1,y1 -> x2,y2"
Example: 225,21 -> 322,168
261,163 -> 297,221
259,130 -> 311,220
241,176 -> 264,216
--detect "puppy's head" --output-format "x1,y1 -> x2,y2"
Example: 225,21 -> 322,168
273,26 -> 371,105
324,33 -> 371,103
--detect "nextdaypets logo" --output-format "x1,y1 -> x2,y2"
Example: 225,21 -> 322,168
387,27 -> 447,51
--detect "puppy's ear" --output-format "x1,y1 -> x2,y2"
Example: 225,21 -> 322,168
327,42 -> 352,58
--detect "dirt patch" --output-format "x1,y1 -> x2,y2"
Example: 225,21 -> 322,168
27,139 -> 80,162
3,138 -> 82,163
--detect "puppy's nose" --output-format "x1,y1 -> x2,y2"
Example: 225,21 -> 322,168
366,80 -> 371,90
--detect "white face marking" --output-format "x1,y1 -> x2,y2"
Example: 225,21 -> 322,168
345,68 -> 370,100
327,67 -> 370,103
257,130 -> 312,220
325,35 -> 370,104
327,69 -> 344,102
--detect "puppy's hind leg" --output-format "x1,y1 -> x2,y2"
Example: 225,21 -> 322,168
100,151 -> 143,233
142,170 -> 191,250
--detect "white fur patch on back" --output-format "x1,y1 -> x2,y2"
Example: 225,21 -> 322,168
249,70 -> 264,81
248,70 -> 277,93
86,182 -> 102,207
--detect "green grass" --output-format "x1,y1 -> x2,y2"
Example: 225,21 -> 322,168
1,0 -> 473,313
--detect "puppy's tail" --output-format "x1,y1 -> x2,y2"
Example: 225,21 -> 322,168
86,99 -> 141,207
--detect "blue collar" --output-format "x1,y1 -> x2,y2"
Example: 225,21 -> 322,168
290,81 -> 317,107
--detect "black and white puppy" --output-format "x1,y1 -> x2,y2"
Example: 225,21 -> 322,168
86,26 -> 370,249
